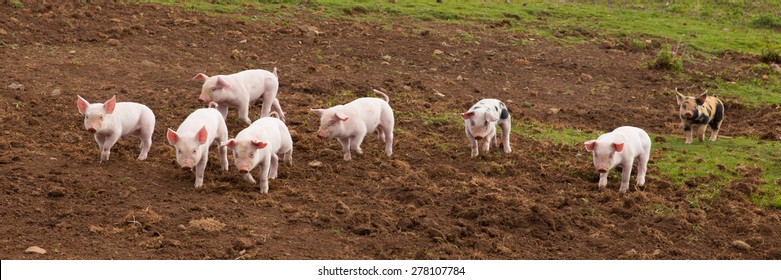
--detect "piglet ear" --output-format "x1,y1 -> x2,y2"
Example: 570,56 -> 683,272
197,126 -> 209,145
193,73 -> 209,81
215,77 -> 231,89
696,91 -> 708,105
104,95 -> 117,114
335,112 -> 349,122
310,109 -> 325,116
584,140 -> 597,152
461,111 -> 475,120
220,139 -> 235,149
251,140 -> 268,149
77,95 -> 90,114
167,128 -> 179,145
674,88 -> 685,105
613,142 -> 625,153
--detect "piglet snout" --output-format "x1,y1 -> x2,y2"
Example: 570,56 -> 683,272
197,98 -> 206,103
474,136 -> 484,140
181,166 -> 193,171
597,168 -> 608,173
87,128 -> 97,134
684,112 -> 692,118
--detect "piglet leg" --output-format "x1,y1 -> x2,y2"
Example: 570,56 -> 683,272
499,117 -> 512,154
339,137 -> 352,161
619,160 -> 634,193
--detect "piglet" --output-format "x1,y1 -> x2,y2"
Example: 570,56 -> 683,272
675,88 -> 725,145
461,99 -> 512,157
76,95 -> 156,163
166,108 -> 229,188
221,116 -> 293,193
311,89 -> 394,161
193,68 -> 286,124
583,126 -> 651,193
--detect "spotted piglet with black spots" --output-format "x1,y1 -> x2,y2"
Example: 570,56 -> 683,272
675,88 -> 725,145
461,99 -> 512,157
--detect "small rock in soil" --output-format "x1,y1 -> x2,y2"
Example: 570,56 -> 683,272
51,88 -> 62,96
233,238 -> 254,250
25,246 -> 47,254
335,200 -> 350,214
7,82 -> 24,90
731,240 -> 752,251
308,160 -> 322,167
162,239 -> 182,248
48,186 -> 66,197
770,64 -> 781,73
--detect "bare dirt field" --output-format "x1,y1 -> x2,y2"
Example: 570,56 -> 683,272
1,2 -> 780,259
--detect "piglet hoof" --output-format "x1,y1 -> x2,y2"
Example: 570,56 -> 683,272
343,154 -> 352,161
504,147 -> 512,154
137,155 -> 147,161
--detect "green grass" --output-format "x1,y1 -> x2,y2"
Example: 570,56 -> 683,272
751,14 -> 781,29
520,121 -> 781,209
8,0 -> 23,8
646,44 -> 684,72
134,0 -> 781,56
715,77 -> 781,106
760,45 -> 781,63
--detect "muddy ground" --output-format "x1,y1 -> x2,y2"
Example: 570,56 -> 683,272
1,2 -> 780,259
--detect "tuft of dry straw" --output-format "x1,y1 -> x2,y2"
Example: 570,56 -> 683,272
188,218 -> 226,232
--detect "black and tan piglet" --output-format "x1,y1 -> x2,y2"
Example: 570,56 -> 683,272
675,88 -> 725,144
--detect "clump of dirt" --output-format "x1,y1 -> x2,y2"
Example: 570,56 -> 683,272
188,218 -> 226,233
123,207 -> 162,229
